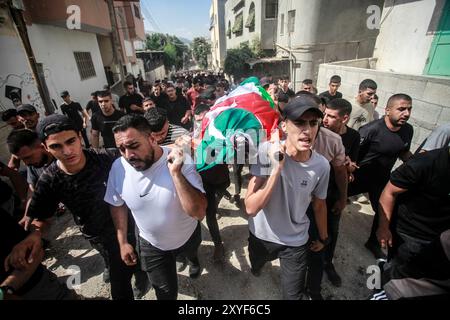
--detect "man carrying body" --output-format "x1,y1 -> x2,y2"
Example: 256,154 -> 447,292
245,95 -> 330,300
144,107 -> 188,146
349,94 -> 414,259
105,115 -> 207,300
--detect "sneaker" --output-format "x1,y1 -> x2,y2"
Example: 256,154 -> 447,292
213,243 -> 225,264
324,263 -> 342,287
103,268 -> 110,283
176,255 -> 188,272
365,241 -> 387,260
233,194 -> 241,208
356,194 -> 370,204
188,262 -> 202,279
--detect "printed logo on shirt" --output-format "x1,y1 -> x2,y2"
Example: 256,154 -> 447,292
301,180 -> 308,187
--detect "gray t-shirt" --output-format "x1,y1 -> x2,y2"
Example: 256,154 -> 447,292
422,123 -> 450,151
249,142 -> 330,246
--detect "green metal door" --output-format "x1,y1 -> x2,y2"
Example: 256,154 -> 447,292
425,0 -> 450,77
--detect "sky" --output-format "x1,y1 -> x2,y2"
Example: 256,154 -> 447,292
140,0 -> 211,41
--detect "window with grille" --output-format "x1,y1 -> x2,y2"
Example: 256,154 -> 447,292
265,0 -> 278,19
73,52 -> 96,80
288,10 -> 295,33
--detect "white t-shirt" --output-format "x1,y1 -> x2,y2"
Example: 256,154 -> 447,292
104,147 -> 205,251
249,142 -> 330,246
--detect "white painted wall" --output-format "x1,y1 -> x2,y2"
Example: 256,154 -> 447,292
0,7 -> 42,113
210,0 -> 227,69
27,24 -> 107,110
374,0 -> 440,75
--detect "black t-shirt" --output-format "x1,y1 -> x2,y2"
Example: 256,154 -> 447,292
357,118 -> 413,178
390,147 -> 450,241
60,102 -> 84,129
151,92 -> 169,109
0,209 -> 43,291
161,96 -> 191,130
27,149 -> 120,240
119,93 -> 143,114
319,91 -> 343,102
91,110 -> 125,148
340,126 -> 360,162
86,100 -> 100,115
279,88 -> 295,98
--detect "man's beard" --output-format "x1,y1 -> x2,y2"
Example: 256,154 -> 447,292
128,150 -> 155,171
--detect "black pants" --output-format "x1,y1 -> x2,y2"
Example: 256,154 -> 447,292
138,222 -> 202,300
248,232 -> 309,300
204,181 -> 229,246
348,170 -> 389,245
306,200 -> 341,295
89,235 -> 135,300
80,128 -> 90,149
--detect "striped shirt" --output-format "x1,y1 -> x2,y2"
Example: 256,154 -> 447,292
160,124 -> 189,146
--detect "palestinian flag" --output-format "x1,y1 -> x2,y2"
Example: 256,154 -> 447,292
196,77 -> 280,172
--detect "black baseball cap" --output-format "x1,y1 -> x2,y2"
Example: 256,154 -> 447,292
37,114 -> 79,142
60,90 -> 69,97
282,95 -> 323,121
17,104 -> 37,115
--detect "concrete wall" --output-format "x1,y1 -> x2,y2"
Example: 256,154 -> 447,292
277,0 -> 382,90
28,24 -> 108,110
0,7 -> 42,113
373,0 -> 446,75
317,60 -> 450,152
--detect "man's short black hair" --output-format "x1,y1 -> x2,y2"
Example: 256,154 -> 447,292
123,80 -> 133,88
113,114 -> 152,135
143,97 -> 154,103
91,91 -> 98,97
97,90 -> 112,98
144,108 -> 167,132
7,129 -> 40,154
279,75 -> 290,81
194,104 -> 210,116
386,93 -> 412,109
330,75 -> 341,84
302,79 -> 313,85
327,98 -> 353,117
2,109 -> 18,122
359,79 -> 377,91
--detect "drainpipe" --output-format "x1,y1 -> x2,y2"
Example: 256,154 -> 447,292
276,43 -> 297,92
106,0 -> 126,85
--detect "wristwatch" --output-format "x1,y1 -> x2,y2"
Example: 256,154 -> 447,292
318,237 -> 331,246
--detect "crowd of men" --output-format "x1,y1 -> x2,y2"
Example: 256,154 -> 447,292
0,71 -> 448,300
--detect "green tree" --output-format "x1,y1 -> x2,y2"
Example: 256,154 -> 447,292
192,37 -> 211,70
145,33 -> 188,70
224,43 -> 255,78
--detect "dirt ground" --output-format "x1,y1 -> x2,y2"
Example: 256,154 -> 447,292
43,167 -> 378,300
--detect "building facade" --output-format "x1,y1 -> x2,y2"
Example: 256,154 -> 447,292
210,0 -> 227,70
316,0 -> 450,152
